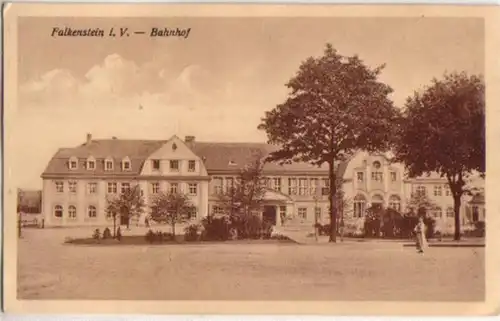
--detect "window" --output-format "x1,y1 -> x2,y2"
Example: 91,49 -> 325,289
314,207 -> 322,220
106,210 -> 115,220
54,205 -> 63,218
432,207 -> 442,218
472,206 -> 479,222
69,157 -> 78,170
87,158 -> 96,170
88,205 -> 97,218
107,182 -> 117,194
188,160 -> 196,172
298,178 -> 308,195
121,183 -> 130,194
321,178 -> 330,196
105,159 -> 114,171
69,181 -> 77,193
122,159 -> 131,171
212,206 -> 224,216
152,159 -> 161,170
288,178 -> 297,195
390,171 -> 397,182
357,172 -> 364,183
213,177 -> 223,195
225,177 -> 234,192
188,207 -> 198,220
55,181 -> 64,193
188,183 -> 198,195
371,171 -> 383,182
444,184 -> 451,196
68,205 -> 77,219
170,160 -> 179,172
309,178 -> 318,196
272,177 -> 282,192
446,207 -> 454,217
87,182 -> 97,194
170,182 -> 178,194
151,182 -> 160,194
353,194 -> 367,218
298,207 -> 307,220
389,195 -> 401,212
416,185 -> 426,196
434,185 -> 442,196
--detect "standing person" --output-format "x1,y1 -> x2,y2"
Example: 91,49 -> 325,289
414,216 -> 428,253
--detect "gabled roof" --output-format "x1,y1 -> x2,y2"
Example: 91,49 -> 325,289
41,137 -> 343,178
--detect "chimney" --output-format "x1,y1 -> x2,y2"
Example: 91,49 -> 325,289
112,136 -> 117,140
185,135 -> 195,144
86,133 -> 92,145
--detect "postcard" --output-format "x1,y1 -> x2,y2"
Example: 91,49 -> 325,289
3,3 -> 500,316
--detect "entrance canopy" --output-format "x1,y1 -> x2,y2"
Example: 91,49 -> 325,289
262,189 -> 293,203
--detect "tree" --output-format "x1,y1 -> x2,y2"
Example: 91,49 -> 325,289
150,191 -> 195,237
105,184 -> 145,234
216,152 -> 267,238
258,44 -> 399,242
393,72 -> 485,240
405,190 -> 437,216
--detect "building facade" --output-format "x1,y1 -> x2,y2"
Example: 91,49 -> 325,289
40,134 -> 484,230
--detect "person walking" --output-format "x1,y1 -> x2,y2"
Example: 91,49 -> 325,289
414,216 -> 428,254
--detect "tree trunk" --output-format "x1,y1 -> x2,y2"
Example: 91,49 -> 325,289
453,195 -> 462,241
126,215 -> 130,229
328,161 -> 337,243
172,222 -> 176,237
113,215 -> 117,238
18,215 -> 22,238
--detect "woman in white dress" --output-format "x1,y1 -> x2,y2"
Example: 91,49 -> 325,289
414,216 -> 428,253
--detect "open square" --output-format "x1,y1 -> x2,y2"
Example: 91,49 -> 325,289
18,228 -> 484,301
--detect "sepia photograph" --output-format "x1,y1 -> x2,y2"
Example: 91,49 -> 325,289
3,3 -> 499,316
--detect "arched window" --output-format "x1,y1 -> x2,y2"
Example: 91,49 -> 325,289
88,205 -> 97,218
389,195 -> 401,212
371,194 -> 384,209
54,205 -> 63,218
446,206 -> 454,217
68,205 -> 77,218
104,157 -> 114,171
353,194 -> 366,218
87,156 -> 96,170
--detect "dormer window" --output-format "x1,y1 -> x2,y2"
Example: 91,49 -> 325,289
69,157 -> 78,170
87,156 -> 96,170
104,157 -> 114,171
122,157 -> 131,171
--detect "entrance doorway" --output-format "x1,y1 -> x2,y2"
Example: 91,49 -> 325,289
263,206 -> 277,225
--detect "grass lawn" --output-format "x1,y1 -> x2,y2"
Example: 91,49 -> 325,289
18,227 -> 484,301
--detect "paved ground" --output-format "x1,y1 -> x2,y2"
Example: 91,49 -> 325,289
17,227 -> 484,301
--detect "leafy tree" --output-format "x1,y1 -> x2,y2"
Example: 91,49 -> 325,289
258,44 -> 399,242
405,190 -> 438,216
105,184 -> 145,234
393,72 -> 485,240
150,191 -> 195,237
216,152 -> 267,238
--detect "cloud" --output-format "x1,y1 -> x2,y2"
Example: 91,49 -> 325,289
18,53 -> 226,110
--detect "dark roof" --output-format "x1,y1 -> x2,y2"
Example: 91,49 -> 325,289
469,193 -> 485,204
42,138 -> 343,177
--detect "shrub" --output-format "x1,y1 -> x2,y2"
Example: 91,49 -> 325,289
201,216 -> 231,241
474,221 -> 485,237
145,229 -> 155,243
102,227 -> 112,239
423,217 -> 436,239
234,213 -> 263,239
92,228 -> 101,240
184,224 -> 200,242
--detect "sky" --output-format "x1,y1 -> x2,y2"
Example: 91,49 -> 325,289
14,17 -> 484,189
